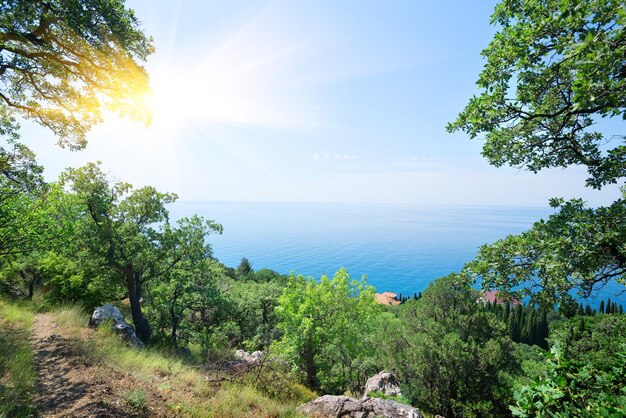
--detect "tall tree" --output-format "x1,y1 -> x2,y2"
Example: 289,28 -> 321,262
60,162 -> 221,342
274,269 -> 385,394
383,275 -> 517,417
0,0 -> 153,149
147,218 -> 225,348
447,0 -> 626,189
448,0 -> 626,304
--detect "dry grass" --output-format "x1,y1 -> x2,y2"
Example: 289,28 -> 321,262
50,304 -> 309,417
0,300 -> 36,418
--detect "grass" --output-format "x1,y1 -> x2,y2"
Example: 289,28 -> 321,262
0,300 -> 36,418
367,390 -> 413,406
50,304 -> 310,417
120,389 -> 149,413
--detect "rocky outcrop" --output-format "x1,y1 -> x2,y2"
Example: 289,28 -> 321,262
298,395 -> 423,418
234,349 -> 263,365
363,371 -> 402,398
89,304 -> 144,348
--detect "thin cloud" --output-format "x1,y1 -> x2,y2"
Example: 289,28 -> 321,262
296,153 -> 359,161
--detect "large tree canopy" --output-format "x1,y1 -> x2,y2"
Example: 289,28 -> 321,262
59,162 -> 222,342
466,196 -> 626,305
449,0 -> 626,304
0,0 -> 154,149
447,0 -> 626,189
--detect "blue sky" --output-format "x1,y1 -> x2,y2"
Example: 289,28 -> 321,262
25,0 -> 621,206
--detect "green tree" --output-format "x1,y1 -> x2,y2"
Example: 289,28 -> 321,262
512,341 -> 626,417
382,275 -> 518,417
145,216 -> 225,347
447,0 -> 626,189
448,0 -> 626,305
59,162 -> 221,342
273,268 -> 385,394
225,277 -> 285,349
146,227 -> 223,347
0,0 -> 153,149
236,257 -> 253,278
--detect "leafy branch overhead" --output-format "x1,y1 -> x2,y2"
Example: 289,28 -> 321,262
447,0 -> 626,189
0,0 -> 154,149
465,196 -> 626,305
449,0 -> 626,305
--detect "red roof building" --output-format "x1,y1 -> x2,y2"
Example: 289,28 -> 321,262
375,291 -> 401,306
479,290 -> 521,305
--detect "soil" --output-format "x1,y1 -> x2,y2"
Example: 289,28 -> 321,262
31,313 -> 163,417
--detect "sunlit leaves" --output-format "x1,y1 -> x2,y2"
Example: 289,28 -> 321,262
273,269 -> 383,394
447,0 -> 626,189
0,0 -> 154,149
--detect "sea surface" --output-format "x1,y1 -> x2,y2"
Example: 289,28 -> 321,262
170,201 -> 623,305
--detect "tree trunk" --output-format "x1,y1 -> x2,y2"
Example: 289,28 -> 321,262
304,334 -> 318,389
170,295 -> 179,348
19,271 -> 34,300
124,265 -> 151,342
28,276 -> 35,300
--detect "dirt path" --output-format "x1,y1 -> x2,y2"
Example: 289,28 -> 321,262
31,313 -> 136,417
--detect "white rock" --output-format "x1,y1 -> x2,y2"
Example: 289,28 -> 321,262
363,371 -> 403,398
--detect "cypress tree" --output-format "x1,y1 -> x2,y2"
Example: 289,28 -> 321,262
599,300 -> 605,314
585,304 -> 592,316
607,298 -> 612,314
619,305 -> 624,314
525,308 -> 536,345
507,312 -> 516,341
577,317 -> 585,338
539,309 -> 549,349
577,303 -> 584,316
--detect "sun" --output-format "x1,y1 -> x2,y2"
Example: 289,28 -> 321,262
139,56 -> 273,137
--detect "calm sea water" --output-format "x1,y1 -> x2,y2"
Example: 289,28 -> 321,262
169,201 -> 623,305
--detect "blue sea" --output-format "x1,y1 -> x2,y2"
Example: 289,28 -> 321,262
170,201 -> 623,305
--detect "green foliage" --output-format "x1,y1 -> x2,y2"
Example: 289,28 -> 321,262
120,389 -> 148,413
145,217 -> 225,348
58,162 -> 222,342
236,257 -> 253,278
551,314 -> 626,370
449,0 -> 626,307
36,251 -> 119,308
367,391 -> 412,406
273,268 -> 385,394
447,0 -> 626,190
466,196 -> 626,306
0,0 -> 154,149
512,314 -> 626,416
225,277 -> 284,350
382,275 -> 518,418
0,300 -> 35,417
511,343 -> 626,417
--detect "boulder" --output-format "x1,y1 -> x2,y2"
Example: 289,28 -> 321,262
90,304 -> 144,348
89,304 -> 125,327
113,321 -> 144,348
298,395 -> 423,418
248,350 -> 263,363
234,349 -> 263,365
363,371 -> 402,398
177,346 -> 192,358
